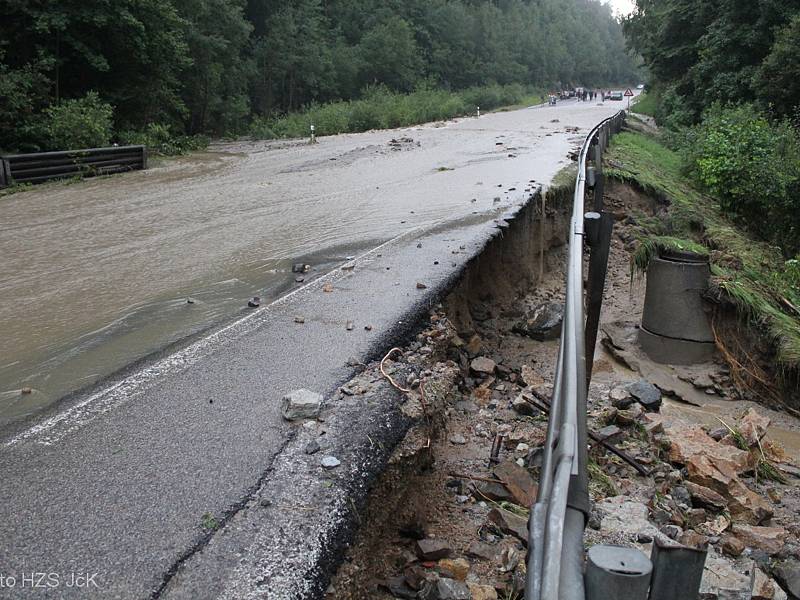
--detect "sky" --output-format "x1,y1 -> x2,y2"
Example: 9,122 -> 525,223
602,0 -> 636,16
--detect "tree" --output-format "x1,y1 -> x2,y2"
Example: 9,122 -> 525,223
357,16 -> 424,92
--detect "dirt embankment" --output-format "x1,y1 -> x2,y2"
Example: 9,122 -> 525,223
325,178 -> 800,600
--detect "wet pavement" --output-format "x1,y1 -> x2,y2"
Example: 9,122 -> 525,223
0,99 -> 624,599
1,99 -> 614,425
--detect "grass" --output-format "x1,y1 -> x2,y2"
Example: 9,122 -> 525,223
200,512 -> 219,531
588,460 -> 618,497
631,235 -> 708,277
631,91 -> 658,118
606,131 -> 800,374
249,83 -> 542,140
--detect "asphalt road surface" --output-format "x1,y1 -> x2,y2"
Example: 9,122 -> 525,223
0,98 -> 623,599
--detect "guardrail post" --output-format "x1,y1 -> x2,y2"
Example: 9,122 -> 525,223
0,159 -> 8,188
584,211 -> 613,389
648,539 -> 707,600
585,546 -> 652,600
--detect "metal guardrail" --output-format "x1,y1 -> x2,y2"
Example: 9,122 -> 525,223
0,145 -> 147,188
527,110 -> 626,600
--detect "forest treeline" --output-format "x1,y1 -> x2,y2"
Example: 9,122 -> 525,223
623,0 -> 800,257
0,0 -> 637,153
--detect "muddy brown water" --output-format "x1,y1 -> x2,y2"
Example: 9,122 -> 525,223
0,101 -> 621,426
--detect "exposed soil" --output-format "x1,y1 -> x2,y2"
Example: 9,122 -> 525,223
326,178 -> 800,600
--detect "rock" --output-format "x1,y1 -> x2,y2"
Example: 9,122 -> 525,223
740,407 -> 770,446
626,379 -> 662,412
672,485 -> 692,507
466,335 -> 483,356
751,567 -> 784,600
520,365 -> 545,387
609,385 -> 635,409
493,460 -> 538,507
773,560 -> 800,598
291,262 -> 310,273
660,524 -> 683,540
470,357 -> 496,375
487,508 -> 528,545
415,539 -> 454,561
685,481 -> 727,511
467,583 -> 498,600
475,482 -> 514,503
709,426 -> 729,441
419,578 -> 471,600
637,531 -> 654,543
721,534 -> 746,557
281,389 -> 323,420
403,564 -> 427,590
768,488 -> 783,504
588,508 -> 603,530
687,457 -> 773,525
304,440 -> 321,455
695,514 -> 731,537
512,393 -> 536,416
700,552 -> 753,600
346,320 -> 354,331
686,508 -> 707,528
320,456 -> 340,469
322,282 -> 334,293
416,282 -> 428,290
595,425 -> 623,440
512,302 -> 563,341
616,404 -> 642,425
499,546 -> 520,572
438,558 -> 470,581
665,424 -> 753,475
247,296 -> 261,308
678,530 -> 708,549
294,316 -> 305,324
594,497 -> 659,540
449,433 -> 467,445
730,525 -> 788,555
467,541 -> 497,561
380,576 -> 418,599
690,371 -> 715,389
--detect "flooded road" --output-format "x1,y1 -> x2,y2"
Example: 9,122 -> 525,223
0,99 -> 618,425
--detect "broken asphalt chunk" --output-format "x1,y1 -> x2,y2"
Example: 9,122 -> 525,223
281,389 -> 323,420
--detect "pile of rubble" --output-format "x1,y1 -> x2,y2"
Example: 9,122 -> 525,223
327,296 -> 800,600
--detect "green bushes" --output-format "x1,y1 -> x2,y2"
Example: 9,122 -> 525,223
682,104 -> 800,255
249,83 -> 530,140
43,92 -> 114,150
117,123 -> 208,156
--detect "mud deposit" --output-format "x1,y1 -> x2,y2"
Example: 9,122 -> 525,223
0,100 -> 617,425
327,178 -> 800,600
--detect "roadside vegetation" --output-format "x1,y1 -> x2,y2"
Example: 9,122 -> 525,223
630,91 -> 657,118
607,130 -> 800,394
249,83 -> 543,139
1,0 -> 638,155
618,1 -> 800,400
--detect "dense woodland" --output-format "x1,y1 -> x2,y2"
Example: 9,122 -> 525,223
624,0 -> 800,125
622,0 -> 800,257
0,0 -> 637,152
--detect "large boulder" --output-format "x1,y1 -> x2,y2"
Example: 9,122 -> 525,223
513,302 -> 563,341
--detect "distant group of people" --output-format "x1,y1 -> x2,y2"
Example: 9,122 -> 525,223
544,88 -> 615,105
